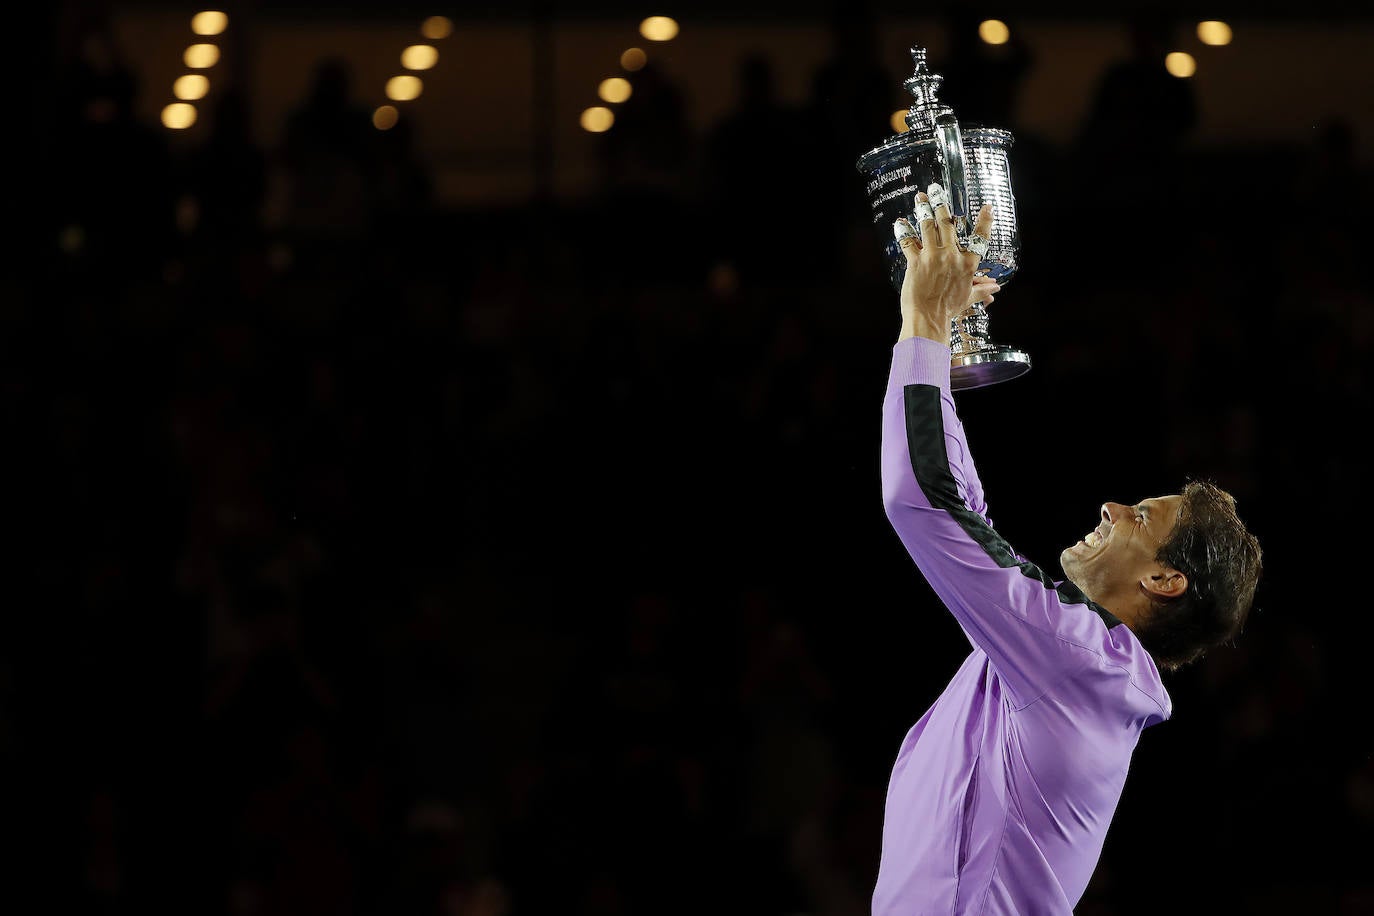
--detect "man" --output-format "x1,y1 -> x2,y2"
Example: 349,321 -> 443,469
873,184 -> 1262,913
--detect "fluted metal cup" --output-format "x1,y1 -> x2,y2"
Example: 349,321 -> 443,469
857,46 -> 1029,390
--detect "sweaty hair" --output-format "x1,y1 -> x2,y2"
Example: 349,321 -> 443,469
1133,480 -> 1262,672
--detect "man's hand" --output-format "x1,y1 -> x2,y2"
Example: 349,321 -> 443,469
894,184 -> 996,345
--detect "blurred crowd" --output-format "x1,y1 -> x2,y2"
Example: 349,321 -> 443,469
9,7 -> 1374,916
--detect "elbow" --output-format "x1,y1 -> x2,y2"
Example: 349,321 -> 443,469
881,471 -> 899,511
882,480 -> 913,525
883,501 -> 908,537
881,451 -> 920,512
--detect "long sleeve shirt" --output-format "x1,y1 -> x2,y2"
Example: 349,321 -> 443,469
873,337 -> 1172,915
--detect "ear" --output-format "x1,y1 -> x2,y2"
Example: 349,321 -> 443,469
1140,568 -> 1188,600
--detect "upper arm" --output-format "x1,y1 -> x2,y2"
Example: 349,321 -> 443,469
882,381 -> 1115,705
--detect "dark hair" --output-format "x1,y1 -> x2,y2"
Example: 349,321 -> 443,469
1132,480 -> 1262,672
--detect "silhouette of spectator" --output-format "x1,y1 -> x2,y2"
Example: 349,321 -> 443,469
936,11 -> 1034,132
597,58 -> 692,205
50,16 -> 178,286
1080,14 -> 1197,151
1075,14 -> 1198,260
804,1 -> 895,278
702,52 -> 805,289
180,86 -> 270,272
278,56 -> 377,249
930,14 -> 1060,267
807,1 -> 893,165
1298,117 -> 1371,253
368,113 -> 437,255
1077,15 -> 1197,193
594,58 -> 693,283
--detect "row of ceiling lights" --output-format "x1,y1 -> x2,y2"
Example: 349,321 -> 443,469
891,18 -> 1236,132
158,10 -> 453,132
580,16 -> 679,133
159,10 -> 228,129
372,15 -> 453,130
155,12 -> 1233,137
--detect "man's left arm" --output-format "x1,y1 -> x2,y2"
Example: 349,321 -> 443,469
882,336 -> 1100,707
881,187 -> 1104,705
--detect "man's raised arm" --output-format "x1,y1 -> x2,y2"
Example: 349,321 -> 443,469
880,186 -> 1104,707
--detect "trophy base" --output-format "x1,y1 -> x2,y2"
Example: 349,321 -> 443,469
951,348 -> 1031,391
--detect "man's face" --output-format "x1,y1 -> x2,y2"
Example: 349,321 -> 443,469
1060,495 -> 1183,608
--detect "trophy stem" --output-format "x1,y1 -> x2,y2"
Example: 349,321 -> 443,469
950,302 -> 993,357
949,301 -> 1032,391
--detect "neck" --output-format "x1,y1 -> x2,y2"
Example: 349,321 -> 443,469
1076,581 -> 1147,632
1103,597 -> 1150,633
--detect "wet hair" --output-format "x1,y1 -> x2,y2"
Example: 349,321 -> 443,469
1133,480 -> 1262,672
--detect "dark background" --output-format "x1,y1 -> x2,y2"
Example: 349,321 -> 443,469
9,1 -> 1373,914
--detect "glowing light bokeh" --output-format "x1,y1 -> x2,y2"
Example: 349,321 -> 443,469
581,106 -> 614,132
386,75 -> 424,101
161,102 -> 198,129
598,78 -> 632,104
1165,51 -> 1197,78
58,224 -> 85,254
401,45 -> 439,70
708,262 -> 739,298
639,16 -> 679,41
173,74 -> 210,100
184,44 -> 220,69
978,20 -> 1010,45
373,105 -> 400,130
890,110 -> 910,133
191,11 -> 228,36
621,47 -> 647,71
421,16 -> 453,40
1197,21 -> 1233,46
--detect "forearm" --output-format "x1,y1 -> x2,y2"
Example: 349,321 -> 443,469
881,338 -> 960,515
882,336 -> 991,532
898,313 -> 951,346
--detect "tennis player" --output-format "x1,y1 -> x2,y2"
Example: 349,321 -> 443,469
873,184 -> 1262,913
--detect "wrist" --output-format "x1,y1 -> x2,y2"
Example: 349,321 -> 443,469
900,314 -> 952,346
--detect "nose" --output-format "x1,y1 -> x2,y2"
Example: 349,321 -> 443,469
1101,502 -> 1127,524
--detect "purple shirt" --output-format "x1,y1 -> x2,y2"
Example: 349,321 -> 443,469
874,337 -> 1171,914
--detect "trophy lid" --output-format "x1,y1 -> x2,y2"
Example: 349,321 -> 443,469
902,47 -> 954,138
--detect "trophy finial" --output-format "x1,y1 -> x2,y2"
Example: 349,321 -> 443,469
903,46 -> 952,134
856,44 -> 1029,389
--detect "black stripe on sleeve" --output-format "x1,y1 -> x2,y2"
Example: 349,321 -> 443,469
903,384 -> 1123,630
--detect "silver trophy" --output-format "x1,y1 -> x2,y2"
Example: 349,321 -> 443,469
857,46 -> 1029,390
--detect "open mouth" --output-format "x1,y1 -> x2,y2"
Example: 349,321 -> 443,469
1082,522 -> 1112,548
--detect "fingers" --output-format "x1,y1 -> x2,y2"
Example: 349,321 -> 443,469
893,218 -> 921,263
970,274 -> 1000,307
912,192 -> 936,249
961,203 -> 995,267
925,183 -> 955,247
972,202 -> 994,242
898,191 -> 994,270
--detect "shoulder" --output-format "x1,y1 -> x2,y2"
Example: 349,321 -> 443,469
1033,579 -> 1173,723
1072,618 -> 1173,724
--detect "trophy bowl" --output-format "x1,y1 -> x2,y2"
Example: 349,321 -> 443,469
857,47 -> 1029,390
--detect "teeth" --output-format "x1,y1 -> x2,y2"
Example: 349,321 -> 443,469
1085,532 -> 1101,547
